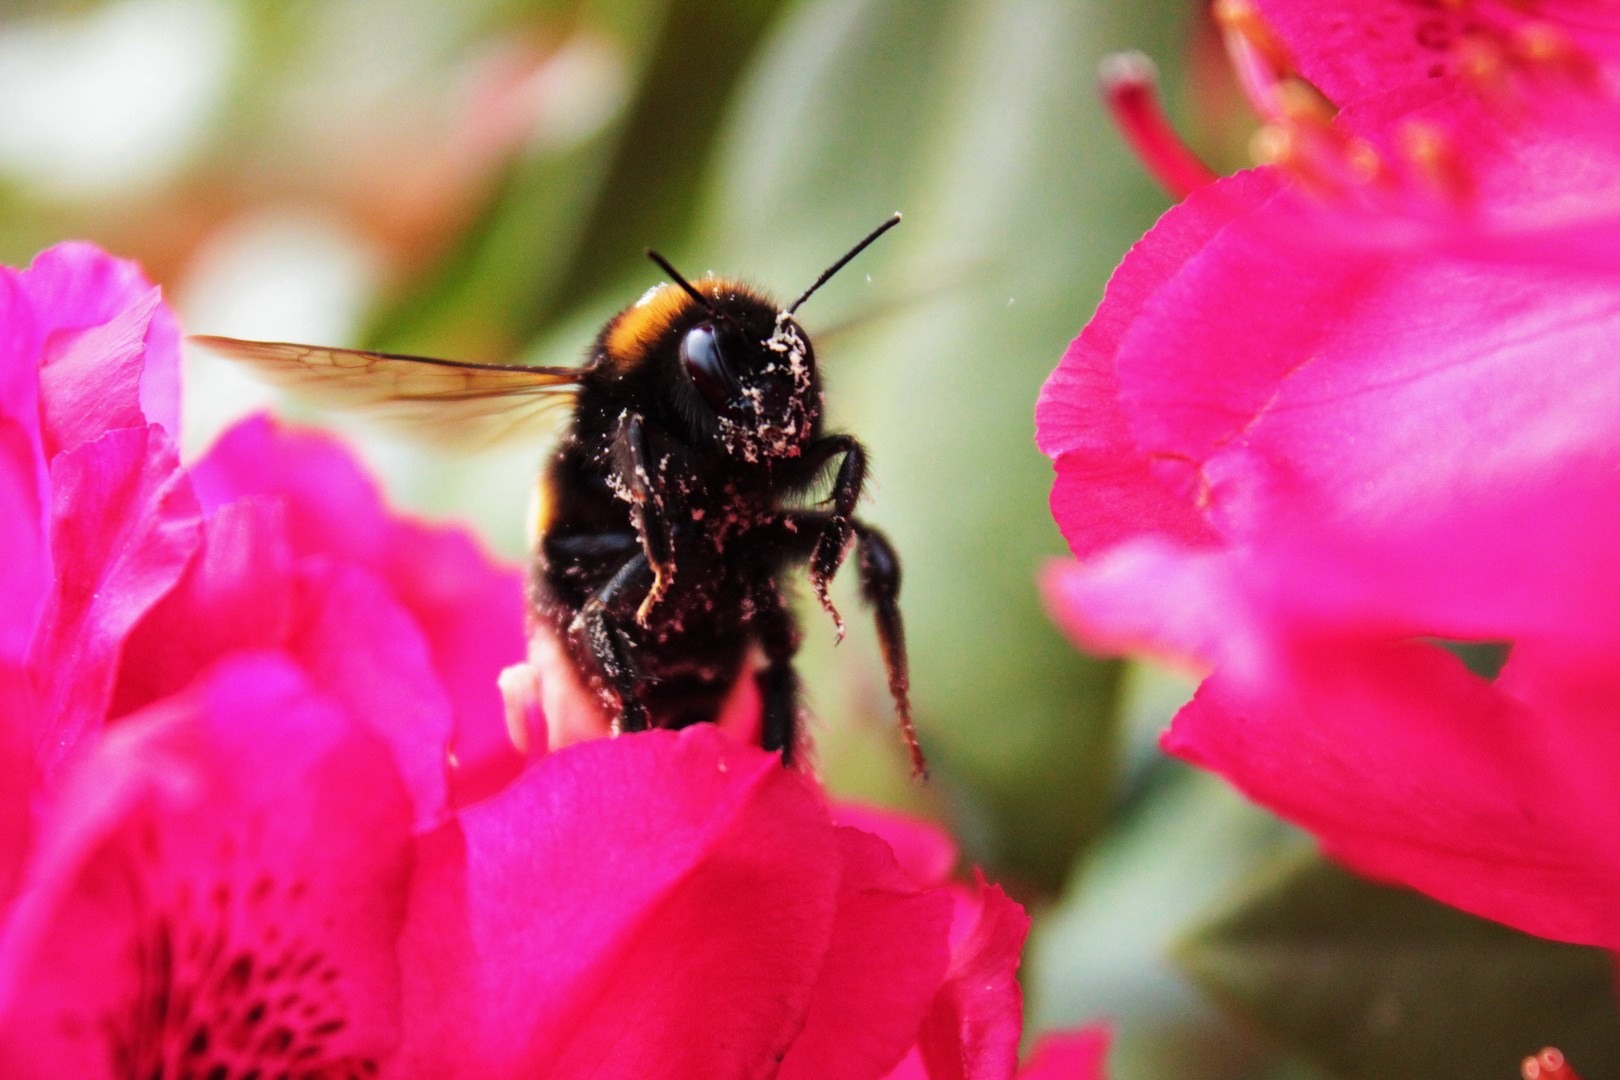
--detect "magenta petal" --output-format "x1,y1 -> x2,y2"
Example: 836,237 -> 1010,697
389,524 -> 526,807
0,666 -> 36,907
1037,172 -> 1279,560
1018,1026 -> 1110,1080
915,879 -> 1030,1080
110,499 -> 456,828
1251,0 -> 1476,104
0,652 -> 414,1079
0,419 -> 49,663
832,802 -> 959,889
779,827 -> 954,1080
882,1049 -> 930,1080
20,242 -> 180,443
36,286 -> 158,458
28,426 -> 200,777
109,496 -> 297,720
397,726 -> 842,1080
110,493 -> 455,827
190,415 -> 387,547
194,416 -> 525,794
288,558 -> 454,829
1164,639 -> 1620,947
0,268 -> 39,434
1105,201 -> 1620,644
1253,1 -> 1620,107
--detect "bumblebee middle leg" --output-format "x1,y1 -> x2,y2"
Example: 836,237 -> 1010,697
761,511 -> 927,778
571,551 -> 655,734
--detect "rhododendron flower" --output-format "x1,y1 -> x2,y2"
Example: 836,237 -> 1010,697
1,696 -> 984,1080
0,241 -> 1054,1080
1040,1 -> 1620,948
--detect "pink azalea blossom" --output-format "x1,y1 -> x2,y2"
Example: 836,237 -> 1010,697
1040,2 -> 1620,947
0,241 -> 1050,1080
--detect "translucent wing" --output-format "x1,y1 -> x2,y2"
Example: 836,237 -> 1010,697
189,335 -> 586,447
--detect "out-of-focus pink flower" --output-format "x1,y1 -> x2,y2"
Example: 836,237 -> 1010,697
397,727 -> 973,1080
1040,4 -> 1620,947
3,700 -> 1024,1079
2,242 -> 199,789
1219,0 -> 1620,264
1,241 -> 1040,1080
111,414 -> 530,814
0,654 -> 417,1078
1016,1028 -> 1111,1080
883,1025 -> 1111,1080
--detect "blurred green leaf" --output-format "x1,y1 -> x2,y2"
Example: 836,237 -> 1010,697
368,0 -> 792,358
1176,851 -> 1620,1080
1430,639 -> 1512,681
1027,763 -> 1309,1080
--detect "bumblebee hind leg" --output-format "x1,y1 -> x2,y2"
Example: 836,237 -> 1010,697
573,552 -> 655,733
752,583 -> 803,766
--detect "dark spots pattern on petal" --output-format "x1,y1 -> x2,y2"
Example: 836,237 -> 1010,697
108,876 -> 374,1080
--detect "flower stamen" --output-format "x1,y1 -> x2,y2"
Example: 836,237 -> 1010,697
1398,120 -> 1475,203
1212,0 -> 1294,120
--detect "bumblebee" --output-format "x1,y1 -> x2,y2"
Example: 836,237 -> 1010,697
192,215 -> 925,775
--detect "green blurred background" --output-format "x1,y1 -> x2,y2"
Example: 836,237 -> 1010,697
3,1 -> 1614,1078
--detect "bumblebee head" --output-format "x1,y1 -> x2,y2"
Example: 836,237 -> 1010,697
626,215 -> 901,463
675,296 -> 819,464
602,277 -> 820,462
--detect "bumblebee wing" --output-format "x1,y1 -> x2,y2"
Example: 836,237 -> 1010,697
189,335 -> 584,446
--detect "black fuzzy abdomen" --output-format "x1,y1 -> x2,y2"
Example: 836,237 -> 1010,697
530,438 -> 777,730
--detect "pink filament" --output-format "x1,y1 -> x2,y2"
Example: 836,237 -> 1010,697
1100,51 -> 1220,200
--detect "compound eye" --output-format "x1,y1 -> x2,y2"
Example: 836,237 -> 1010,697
680,321 -> 735,407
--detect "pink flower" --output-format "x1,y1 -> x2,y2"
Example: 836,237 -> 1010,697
2,684 -> 1026,1080
883,1025 -> 1111,1080
113,414 -> 531,815
1040,3 -> 1620,947
1,243 -> 197,859
0,241 -> 1042,1080
1215,0 -> 1620,264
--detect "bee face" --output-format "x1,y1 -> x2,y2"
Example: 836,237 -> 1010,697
604,283 -> 822,464
678,304 -> 818,464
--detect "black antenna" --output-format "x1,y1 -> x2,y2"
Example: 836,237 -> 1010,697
787,212 -> 902,315
646,249 -> 720,316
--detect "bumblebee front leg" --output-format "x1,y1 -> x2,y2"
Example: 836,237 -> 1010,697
852,521 -> 925,779
802,434 -> 867,639
751,583 -> 803,766
573,552 -> 655,733
609,412 -> 676,626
